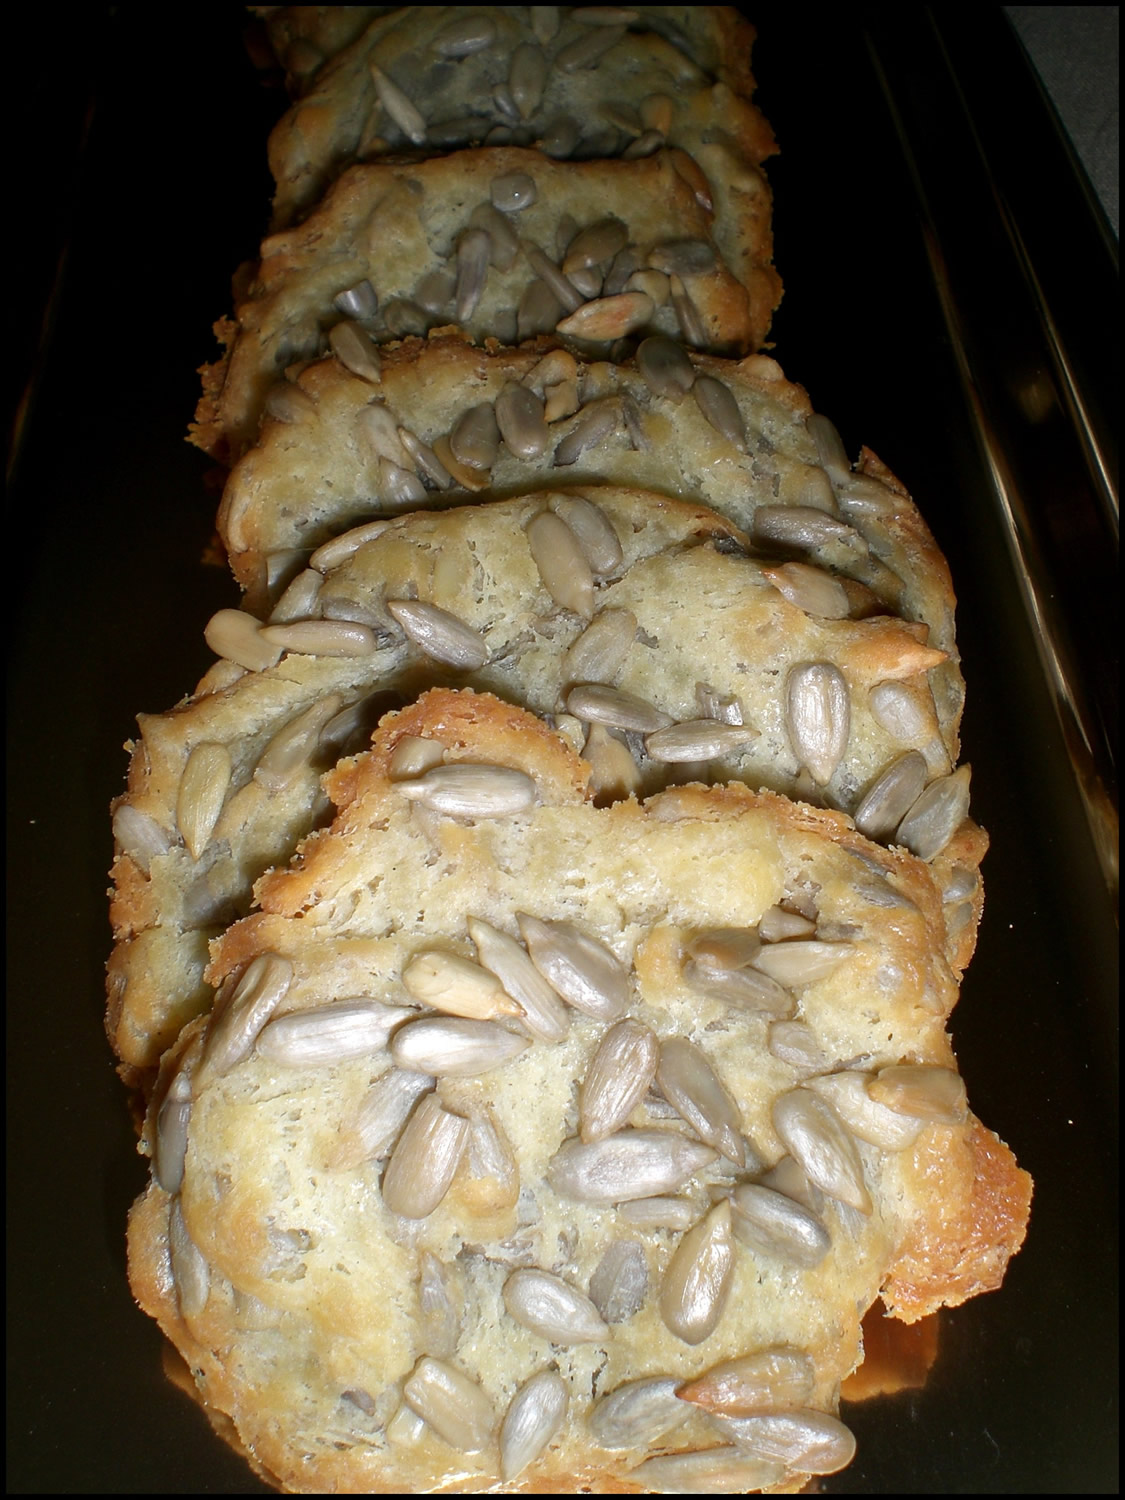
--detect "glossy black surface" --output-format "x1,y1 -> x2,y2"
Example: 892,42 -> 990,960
7,8 -> 1117,1493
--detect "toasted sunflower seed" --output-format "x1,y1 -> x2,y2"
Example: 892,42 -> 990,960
557,292 -> 653,341
553,400 -> 621,469
895,765 -> 972,860
390,1017 -> 531,1077
523,241 -> 586,313
693,375 -> 747,450
267,567 -> 322,624
548,494 -> 623,574
751,506 -> 857,551
397,427 -> 454,489
467,917 -> 570,1043
389,735 -> 446,781
556,23 -> 626,70
714,1409 -> 857,1475
589,1377 -> 688,1449
501,1370 -> 568,1481
517,277 -> 565,340
169,1197 -> 210,1320
619,1196 -> 698,1231
758,905 -> 817,942
309,520 -> 391,572
204,608 -> 284,673
333,279 -> 379,320
682,959 -> 795,1019
676,1348 -> 815,1417
462,1106 -> 521,1212
852,751 -> 930,841
669,274 -> 707,346
254,695 -> 343,792
386,599 -> 489,669
767,1020 -> 831,1075
868,679 -> 931,741
432,13 -> 495,56
256,999 -> 414,1065
807,413 -> 852,488
750,940 -> 852,987
402,950 -> 522,1022
530,5 -> 560,43
589,1238 -> 648,1323
153,1065 -> 192,1195
646,719 -> 759,763
414,267 -> 456,314
112,804 -> 173,871
403,1356 -> 493,1451
868,1063 -> 968,1123
630,1448 -> 784,1494
492,382 -> 548,459
396,763 -> 538,816
201,954 -> 294,1079
503,1268 -> 608,1344
509,41 -> 548,118
327,319 -> 382,381
650,239 -> 717,277
687,928 -> 761,970
584,723 -> 643,803
660,1200 -> 735,1344
518,913 -> 629,1019
382,1093 -> 470,1219
581,1019 -> 660,1142
786,663 -> 851,785
371,64 -> 427,145
637,335 -> 696,401
176,743 -> 232,861
772,1088 -> 871,1213
549,1129 -> 717,1203
729,1182 -> 831,1268
453,229 -> 492,323
763,561 -> 850,619
564,608 -> 636,684
490,170 -> 537,213
326,1068 -> 435,1170
418,1250 -> 460,1360
259,619 -> 377,657
566,682 -> 672,734
657,1039 -> 744,1165
562,217 -> 629,273
807,1070 -> 925,1150
264,376 -> 314,424
526,510 -> 595,618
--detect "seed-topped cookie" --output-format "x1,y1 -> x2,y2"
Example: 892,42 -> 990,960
127,688 -> 1029,1494
107,487 -> 984,1078
265,5 -> 775,230
192,147 -> 780,464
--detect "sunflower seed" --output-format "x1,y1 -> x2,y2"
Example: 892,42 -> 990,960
308,520 -> 391,572
556,291 -> 654,342
786,663 -> 851,785
868,1064 -> 968,1123
601,247 -> 642,296
729,1182 -> 831,1268
625,268 -> 670,307
750,506 -> 857,550
381,298 -> 428,339
517,277 -> 564,340
895,765 -> 972,860
587,1238 -> 648,1324
381,1093 -> 470,1219
714,1409 -> 856,1475
530,5 -> 560,44
508,41 -> 548,118
657,1039 -> 744,1165
385,599 -> 489,670
518,913 -> 629,1019
584,723 -> 643,803
687,928 -> 761,970
772,1088 -> 871,1213
111,804 -> 173,871
588,1378 -> 688,1450
538,113 -> 582,158
553,400 -> 620,467
580,1019 -> 660,1142
486,172 -> 535,215
169,1197 -> 210,1320
758,906 -> 817,942
402,950 -> 522,1022
390,1017 -> 531,1077
768,1020 -> 831,1075
494,382 -> 549,458
201,954 -> 294,1079
561,218 -> 629,274
467,917 -> 570,1043
453,229 -> 492,323
549,1129 -> 717,1203
523,241 -> 585,313
682,960 -> 795,1019
620,126 -> 663,157
556,23 -> 626,69
806,1070 -> 925,1150
256,999 -> 414,1065
646,719 -> 759,764
763,561 -> 850,619
204,608 -> 284,672
760,1155 -> 825,1214
175,743 -> 231,861
432,13 -> 495,57
660,1200 -> 735,1344
561,609 -> 635,687
503,1268 -> 608,1344
414,267 -> 456,314
853,752 -> 929,841
396,763 -> 538,816
427,115 -> 487,149
385,738 -> 443,786
636,335 -> 696,401
253,695 -> 343,792
333,279 -> 379,320
259,619 -> 376,657
669,274 -> 707,347
649,239 -> 717,278
153,1065 -> 192,1194
676,1348 -> 815,1417
491,84 -> 521,125
377,456 -> 427,506
397,427 -> 454,489
565,683 -> 672,734
500,1370 -> 568,1481
548,494 -> 623,574
327,319 -> 382,381
418,1251 -> 460,1359
267,567 -> 322,625
403,1356 -> 493,1451
750,940 -> 852,987
618,1196 -> 698,1231
370,64 -> 427,144
807,413 -> 852,488
327,1068 -> 436,1171
630,1447 -> 784,1494
526,510 -> 595,618
461,1106 -> 521,1212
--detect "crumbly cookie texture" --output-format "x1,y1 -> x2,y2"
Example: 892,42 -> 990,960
265,5 -> 775,230
107,487 -> 983,1079
128,689 -> 1029,1495
191,147 -> 780,464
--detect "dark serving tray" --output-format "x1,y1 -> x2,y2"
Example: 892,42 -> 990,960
7,8 -> 1117,1493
